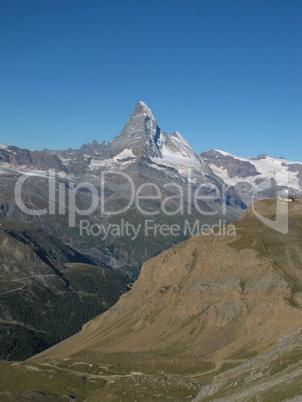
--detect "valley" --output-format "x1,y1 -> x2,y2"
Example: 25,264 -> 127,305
0,220 -> 129,360
0,200 -> 301,400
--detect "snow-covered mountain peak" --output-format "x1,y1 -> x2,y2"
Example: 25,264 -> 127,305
96,102 -> 213,179
213,149 -> 250,162
110,101 -> 160,158
214,149 -> 233,157
134,101 -> 155,120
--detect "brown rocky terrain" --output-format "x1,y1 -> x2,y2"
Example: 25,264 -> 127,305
1,199 -> 302,400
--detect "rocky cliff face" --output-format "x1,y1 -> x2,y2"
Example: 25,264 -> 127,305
0,145 -> 66,171
74,234 -> 297,360
201,149 -> 260,178
110,101 -> 162,159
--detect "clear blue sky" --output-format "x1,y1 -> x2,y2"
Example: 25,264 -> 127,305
0,0 -> 301,160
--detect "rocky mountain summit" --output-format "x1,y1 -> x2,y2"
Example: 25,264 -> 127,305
0,102 -> 240,193
0,102 -> 215,180
107,101 -> 213,180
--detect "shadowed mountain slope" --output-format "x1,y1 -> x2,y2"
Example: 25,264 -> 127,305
0,220 -> 129,361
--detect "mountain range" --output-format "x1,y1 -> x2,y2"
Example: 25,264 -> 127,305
0,102 -> 246,275
2,102 -> 301,211
1,102 -> 302,400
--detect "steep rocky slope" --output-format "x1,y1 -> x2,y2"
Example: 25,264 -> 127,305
0,220 -> 129,360
0,200 -> 301,400
34,201 -> 302,363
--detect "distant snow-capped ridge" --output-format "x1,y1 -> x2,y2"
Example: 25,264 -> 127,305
201,149 -> 302,204
0,102 -> 217,184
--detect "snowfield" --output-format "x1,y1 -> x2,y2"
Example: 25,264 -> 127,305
209,150 -> 302,191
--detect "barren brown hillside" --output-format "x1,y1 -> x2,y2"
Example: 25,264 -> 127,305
1,200 -> 302,401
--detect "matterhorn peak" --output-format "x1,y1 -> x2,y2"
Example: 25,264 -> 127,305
134,101 -> 155,119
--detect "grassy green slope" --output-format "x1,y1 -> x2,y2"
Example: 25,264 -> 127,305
231,199 -> 302,305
